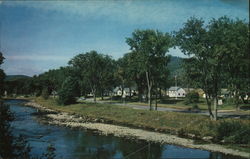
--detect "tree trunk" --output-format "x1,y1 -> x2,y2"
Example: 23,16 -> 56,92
148,89 -> 152,110
93,92 -> 96,103
137,81 -> 143,102
240,95 -> 247,104
92,87 -> 96,103
129,87 -> 132,101
159,88 -> 162,100
205,95 -> 214,119
101,89 -> 104,100
213,97 -> 218,121
155,90 -> 158,110
121,80 -> 125,102
146,71 -> 152,110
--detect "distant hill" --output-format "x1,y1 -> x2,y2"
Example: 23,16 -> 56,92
5,75 -> 31,81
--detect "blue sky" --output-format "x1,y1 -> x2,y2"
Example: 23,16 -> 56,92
0,0 -> 249,76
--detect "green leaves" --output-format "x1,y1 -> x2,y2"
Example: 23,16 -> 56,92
126,29 -> 172,79
175,16 -> 249,116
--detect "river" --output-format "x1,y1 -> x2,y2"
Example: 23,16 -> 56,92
6,99 -> 242,159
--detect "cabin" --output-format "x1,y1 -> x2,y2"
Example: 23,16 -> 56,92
167,86 -> 186,98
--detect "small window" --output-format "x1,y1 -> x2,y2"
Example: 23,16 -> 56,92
178,93 -> 180,95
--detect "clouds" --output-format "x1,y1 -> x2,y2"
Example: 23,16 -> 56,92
1,0 -> 249,76
5,55 -> 70,61
5,0 -> 248,28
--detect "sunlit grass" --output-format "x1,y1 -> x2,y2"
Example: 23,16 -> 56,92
35,97 -> 249,137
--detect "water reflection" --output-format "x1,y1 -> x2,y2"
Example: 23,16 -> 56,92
7,100 -> 245,159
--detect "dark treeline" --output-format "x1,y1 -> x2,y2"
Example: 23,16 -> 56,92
2,16 -> 250,120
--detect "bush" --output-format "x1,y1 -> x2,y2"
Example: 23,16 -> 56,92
215,120 -> 250,144
184,91 -> 199,105
57,77 -> 79,105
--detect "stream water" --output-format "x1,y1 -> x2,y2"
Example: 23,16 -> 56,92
6,99 -> 242,159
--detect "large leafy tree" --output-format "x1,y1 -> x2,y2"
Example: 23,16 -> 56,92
58,76 -> 79,105
69,51 -> 114,102
175,16 -> 249,120
175,17 -> 221,120
98,55 -> 116,99
126,29 -> 172,110
115,53 -> 136,100
219,18 -> 250,108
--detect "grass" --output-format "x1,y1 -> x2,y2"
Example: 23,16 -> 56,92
34,97 -> 250,147
94,96 -> 250,113
36,97 -> 208,132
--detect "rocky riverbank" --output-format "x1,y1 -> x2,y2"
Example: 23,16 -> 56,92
24,101 -> 249,158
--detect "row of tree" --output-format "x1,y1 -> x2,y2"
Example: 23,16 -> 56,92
2,16 -> 249,120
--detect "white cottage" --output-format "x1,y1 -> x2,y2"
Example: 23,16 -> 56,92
167,86 -> 186,98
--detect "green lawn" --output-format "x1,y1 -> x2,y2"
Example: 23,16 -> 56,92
34,97 -> 250,150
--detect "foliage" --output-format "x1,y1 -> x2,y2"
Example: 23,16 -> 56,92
58,76 -> 79,105
126,29 -> 172,109
215,120 -> 250,144
41,88 -> 50,100
0,101 -> 32,159
0,52 -> 5,97
69,51 -> 115,102
184,91 -> 199,105
174,16 -> 249,120
4,75 -> 30,81
0,100 -> 15,158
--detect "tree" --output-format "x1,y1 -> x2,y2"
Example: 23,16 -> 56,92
98,55 -> 116,100
69,51 -> 114,102
0,101 -> 15,158
184,91 -> 199,105
0,52 -> 5,97
0,101 -> 32,159
175,17 -> 221,120
115,53 -> 136,101
58,76 -> 79,105
126,29 -> 172,110
219,18 -> 250,108
175,16 -> 249,120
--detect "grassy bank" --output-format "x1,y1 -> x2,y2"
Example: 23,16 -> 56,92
34,97 -> 250,151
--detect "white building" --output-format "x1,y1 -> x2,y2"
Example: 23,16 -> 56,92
167,86 -> 186,98
113,87 -> 136,97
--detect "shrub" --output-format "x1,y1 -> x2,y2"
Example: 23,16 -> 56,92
215,120 -> 250,144
184,91 -> 199,105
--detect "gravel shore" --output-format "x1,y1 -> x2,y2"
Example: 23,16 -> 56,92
25,101 -> 250,158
